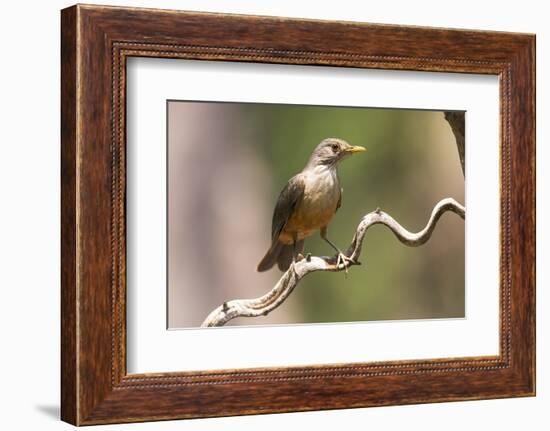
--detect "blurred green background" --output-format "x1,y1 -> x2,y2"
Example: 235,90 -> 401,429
167,101 -> 465,328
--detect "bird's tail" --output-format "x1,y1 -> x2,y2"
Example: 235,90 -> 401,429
257,241 -> 283,272
257,240 -> 304,272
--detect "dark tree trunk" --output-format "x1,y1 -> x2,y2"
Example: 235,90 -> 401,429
444,111 -> 465,176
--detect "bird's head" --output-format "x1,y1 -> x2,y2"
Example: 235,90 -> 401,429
306,138 -> 366,169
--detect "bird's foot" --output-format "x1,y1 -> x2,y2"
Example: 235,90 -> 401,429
335,252 -> 356,275
295,253 -> 305,262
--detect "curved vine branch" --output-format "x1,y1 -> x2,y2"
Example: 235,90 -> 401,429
201,197 -> 465,327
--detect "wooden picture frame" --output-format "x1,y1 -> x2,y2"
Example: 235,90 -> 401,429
61,4 -> 535,425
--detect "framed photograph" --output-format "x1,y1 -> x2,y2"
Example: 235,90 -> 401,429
61,4 -> 535,425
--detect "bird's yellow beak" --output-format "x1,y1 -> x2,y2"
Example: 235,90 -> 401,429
347,145 -> 367,153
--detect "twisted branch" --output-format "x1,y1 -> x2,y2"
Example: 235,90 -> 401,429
201,197 -> 465,327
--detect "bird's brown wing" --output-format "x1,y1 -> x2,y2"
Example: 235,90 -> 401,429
271,173 -> 306,242
336,187 -> 342,212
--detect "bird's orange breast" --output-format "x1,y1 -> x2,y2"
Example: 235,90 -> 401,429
279,168 -> 340,244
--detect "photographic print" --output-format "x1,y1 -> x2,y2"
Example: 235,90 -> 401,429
61,6 -> 535,423
167,101 -> 465,329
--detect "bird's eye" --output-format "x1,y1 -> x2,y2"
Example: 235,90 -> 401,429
331,144 -> 339,152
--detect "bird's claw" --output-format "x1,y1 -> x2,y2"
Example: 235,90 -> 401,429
335,252 -> 356,275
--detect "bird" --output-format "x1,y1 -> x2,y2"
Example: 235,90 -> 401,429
257,138 -> 366,272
